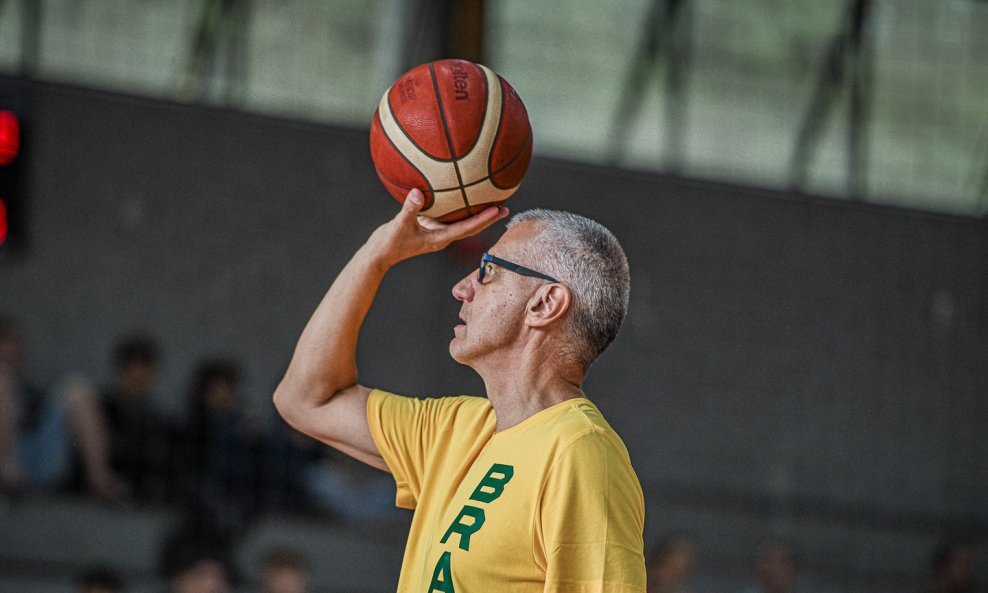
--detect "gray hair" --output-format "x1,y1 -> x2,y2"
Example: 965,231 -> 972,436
507,209 -> 630,370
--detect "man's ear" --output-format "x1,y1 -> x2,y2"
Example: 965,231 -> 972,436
526,284 -> 572,328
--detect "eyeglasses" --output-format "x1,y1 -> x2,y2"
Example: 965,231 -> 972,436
479,252 -> 559,284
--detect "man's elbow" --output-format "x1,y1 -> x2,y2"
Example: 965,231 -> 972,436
272,380 -> 302,427
272,377 -> 338,430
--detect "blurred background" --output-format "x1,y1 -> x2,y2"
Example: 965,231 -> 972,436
0,1 -> 986,593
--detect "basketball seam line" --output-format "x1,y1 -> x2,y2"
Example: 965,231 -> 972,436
487,77 -> 531,191
455,63 -> 490,163
377,141 -> 527,193
487,75 -> 507,186
429,61 -> 472,217
375,108 -> 436,210
489,129 -> 532,191
386,82 -> 457,165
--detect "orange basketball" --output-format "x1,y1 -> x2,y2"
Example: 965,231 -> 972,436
369,59 -> 533,221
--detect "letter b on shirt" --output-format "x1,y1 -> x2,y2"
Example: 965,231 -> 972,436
469,463 -> 514,503
439,463 -> 515,551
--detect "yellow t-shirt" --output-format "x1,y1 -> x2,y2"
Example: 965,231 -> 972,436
366,390 -> 646,593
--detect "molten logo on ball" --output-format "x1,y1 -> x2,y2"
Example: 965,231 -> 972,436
450,62 -> 469,100
369,59 -> 533,222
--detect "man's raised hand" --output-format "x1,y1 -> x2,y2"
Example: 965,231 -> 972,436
367,189 -> 509,267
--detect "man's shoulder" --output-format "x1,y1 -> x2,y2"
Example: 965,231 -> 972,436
370,390 -> 494,425
553,398 -> 621,440
537,400 -> 644,505
430,394 -> 494,425
368,391 -> 497,458
549,399 -> 636,464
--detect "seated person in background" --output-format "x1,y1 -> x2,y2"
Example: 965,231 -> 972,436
75,564 -> 124,593
258,547 -> 311,593
179,358 -> 260,523
927,540 -> 978,593
297,439 -> 407,524
162,542 -> 234,593
0,316 -> 125,500
177,361 -> 386,522
647,531 -> 698,593
160,505 -> 236,593
739,540 -> 802,593
98,334 -> 178,503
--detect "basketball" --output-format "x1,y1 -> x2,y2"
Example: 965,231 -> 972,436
369,59 -> 533,221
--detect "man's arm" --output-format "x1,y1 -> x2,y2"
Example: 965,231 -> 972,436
273,189 -> 507,471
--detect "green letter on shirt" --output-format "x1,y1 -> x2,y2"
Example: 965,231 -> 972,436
469,463 -> 514,503
429,551 -> 454,593
440,505 -> 485,551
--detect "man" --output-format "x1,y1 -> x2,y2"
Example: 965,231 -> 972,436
275,190 -> 645,592
927,541 -> 978,593
258,547 -> 311,593
739,540 -> 801,593
75,565 -> 124,593
647,532 -> 697,593
97,334 -> 176,502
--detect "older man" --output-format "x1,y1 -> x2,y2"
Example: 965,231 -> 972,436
275,189 -> 645,592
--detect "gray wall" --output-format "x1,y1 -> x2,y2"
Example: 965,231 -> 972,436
1,80 -> 986,591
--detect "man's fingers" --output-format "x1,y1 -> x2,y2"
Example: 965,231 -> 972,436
440,205 -> 509,241
400,189 -> 425,219
416,215 -> 445,231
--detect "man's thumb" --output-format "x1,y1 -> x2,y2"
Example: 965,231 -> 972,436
403,189 -> 424,216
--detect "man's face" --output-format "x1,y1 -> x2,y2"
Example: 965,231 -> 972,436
940,547 -> 974,592
263,566 -> 309,593
449,221 -> 544,367
118,360 -> 156,398
648,543 -> 695,591
174,559 -> 229,593
757,545 -> 799,593
0,331 -> 25,371
205,378 -> 238,414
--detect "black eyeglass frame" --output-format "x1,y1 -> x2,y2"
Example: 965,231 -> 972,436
479,252 -> 559,284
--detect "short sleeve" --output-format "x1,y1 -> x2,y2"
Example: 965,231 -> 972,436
539,430 -> 646,593
365,390 -> 492,510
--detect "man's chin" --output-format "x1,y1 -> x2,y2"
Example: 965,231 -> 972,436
448,340 -> 473,366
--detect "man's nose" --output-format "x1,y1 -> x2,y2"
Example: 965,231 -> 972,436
451,271 -> 476,302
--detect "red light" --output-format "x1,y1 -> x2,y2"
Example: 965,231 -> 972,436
0,111 -> 19,165
0,198 -> 7,246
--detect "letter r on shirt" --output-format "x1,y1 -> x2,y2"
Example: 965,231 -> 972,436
440,505 -> 485,551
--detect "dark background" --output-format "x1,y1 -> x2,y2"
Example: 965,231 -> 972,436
1,78 -> 986,590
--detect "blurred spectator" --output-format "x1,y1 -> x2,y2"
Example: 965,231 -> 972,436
75,564 -> 124,593
161,511 -> 235,593
647,531 -> 698,593
928,541 -> 979,593
165,547 -> 233,593
254,415 -> 322,514
256,371 -> 401,523
0,316 -> 125,500
179,358 -> 259,529
298,438 -> 405,524
739,540 -> 801,593
258,547 -> 311,593
97,334 -> 178,503
175,357 -> 399,526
